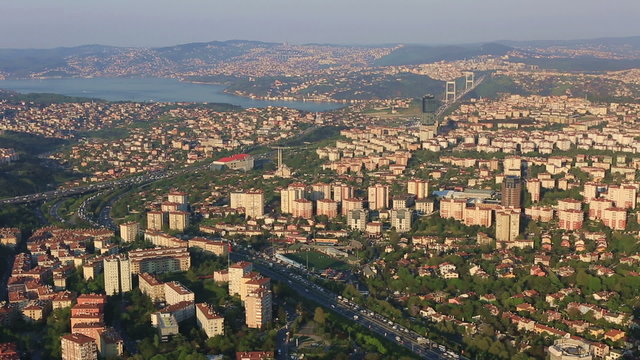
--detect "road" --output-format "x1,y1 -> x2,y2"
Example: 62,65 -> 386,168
0,162 -> 213,206
232,251 -> 465,360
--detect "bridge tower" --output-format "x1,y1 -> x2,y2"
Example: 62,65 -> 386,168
464,72 -> 474,91
445,81 -> 456,103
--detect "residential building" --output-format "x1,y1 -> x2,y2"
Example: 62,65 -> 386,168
230,191 -> 265,218
119,222 -> 139,243
103,254 -> 132,296
501,176 -> 522,208
128,247 -> 190,274
292,199 -> 313,219
341,198 -> 363,216
245,288 -> 272,329
316,199 -> 338,218
496,210 -> 520,242
280,184 -> 306,214
407,179 -> 429,199
602,207 -> 627,230
168,211 -> 189,232
368,184 -> 389,210
390,208 -> 412,232
229,262 -> 253,296
164,282 -> 195,305
195,303 -> 224,338
558,210 -> 584,231
61,333 -> 98,360
347,209 -> 368,231
146,211 -> 165,231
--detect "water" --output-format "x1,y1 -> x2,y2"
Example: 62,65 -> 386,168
0,77 -> 344,112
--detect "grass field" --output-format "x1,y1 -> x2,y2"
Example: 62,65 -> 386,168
285,251 -> 349,271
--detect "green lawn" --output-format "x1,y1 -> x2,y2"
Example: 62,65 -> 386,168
285,251 -> 349,271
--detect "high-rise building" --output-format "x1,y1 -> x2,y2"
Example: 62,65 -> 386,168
416,198 -> 435,214
280,184 -> 306,214
168,211 -> 189,232
368,184 -> 390,210
167,191 -> 189,211
347,209 -> 368,231
316,199 -> 338,218
558,199 -> 581,211
128,247 -> 191,274
606,184 -> 637,209
589,198 -> 614,220
103,255 -> 132,296
164,281 -> 195,305
332,183 -> 354,203
602,207 -> 627,230
341,198 -> 363,216
463,206 -> 492,227
558,209 -> 583,231
230,191 -> 265,218
390,208 -> 413,232
418,94 -> 438,141
407,179 -> 429,199
292,199 -> 313,219
229,262 -> 253,296
310,183 -> 331,201
195,303 -> 224,338
526,179 -> 541,203
495,210 -> 520,242
503,157 -> 523,177
440,198 -> 466,220
119,222 -> 139,243
240,273 -> 270,303
501,176 -> 522,208
147,211 -> 165,231
61,333 -> 98,360
245,288 -> 272,329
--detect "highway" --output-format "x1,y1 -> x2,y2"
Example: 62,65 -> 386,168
0,162 -> 213,206
232,251 -> 465,360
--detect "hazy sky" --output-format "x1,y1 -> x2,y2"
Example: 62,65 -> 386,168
2,0 -> 639,48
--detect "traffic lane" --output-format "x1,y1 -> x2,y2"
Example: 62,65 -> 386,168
251,264 -> 443,359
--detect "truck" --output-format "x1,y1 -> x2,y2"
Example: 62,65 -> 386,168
416,336 -> 427,345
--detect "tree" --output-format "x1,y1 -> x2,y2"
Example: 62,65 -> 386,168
314,307 -> 326,326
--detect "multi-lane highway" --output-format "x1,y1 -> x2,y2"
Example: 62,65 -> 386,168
232,251 -> 465,360
0,162 -> 213,206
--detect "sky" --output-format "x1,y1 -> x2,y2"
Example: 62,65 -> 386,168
2,0 -> 639,48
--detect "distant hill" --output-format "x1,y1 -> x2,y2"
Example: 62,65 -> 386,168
499,35 -> 640,50
0,40 -> 281,79
374,43 -> 512,66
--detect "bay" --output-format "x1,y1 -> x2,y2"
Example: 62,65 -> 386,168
0,77 -> 344,112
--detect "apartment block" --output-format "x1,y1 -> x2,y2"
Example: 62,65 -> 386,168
390,208 -> 413,232
496,210 -> 520,242
103,254 -> 132,296
229,262 -> 253,296
316,199 -> 338,218
128,247 -> 190,274
164,282 -> 195,305
119,222 -> 139,243
61,333 -> 98,360
368,184 -> 390,210
230,191 -> 265,218
195,303 -> 224,338
168,211 -> 189,232
245,288 -> 272,329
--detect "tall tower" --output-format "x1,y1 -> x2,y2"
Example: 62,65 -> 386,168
464,72 -> 474,91
103,254 -> 132,296
445,81 -> 456,102
501,176 -> 523,208
419,94 -> 439,141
